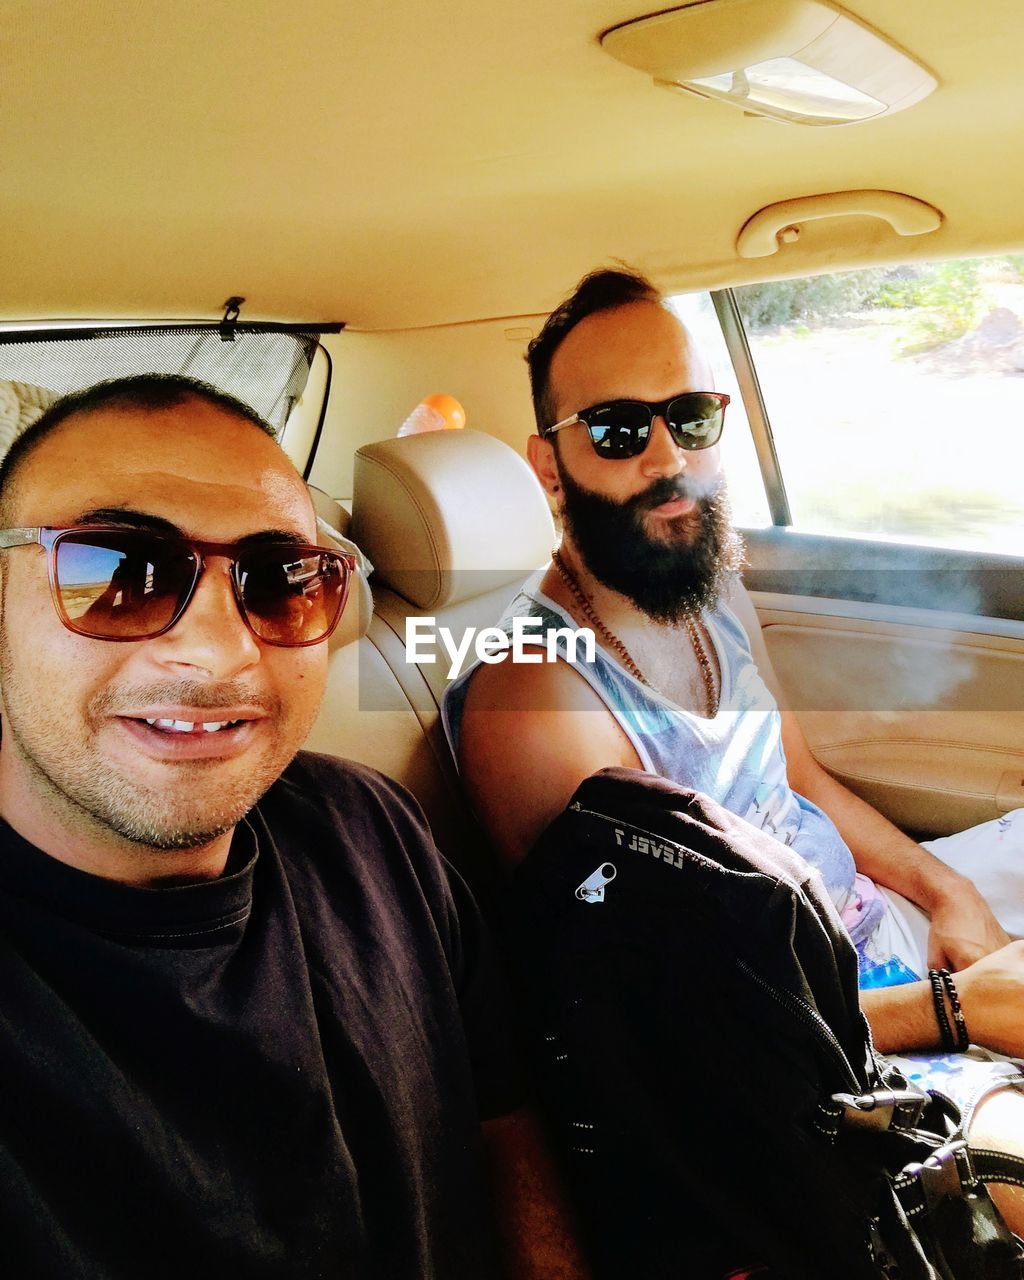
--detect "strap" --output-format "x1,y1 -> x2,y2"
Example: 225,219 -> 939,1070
972,1148 -> 1024,1190
893,1140 -> 974,1218
894,1140 -> 1024,1229
824,1088 -> 1024,1192
958,1070 -> 1022,1134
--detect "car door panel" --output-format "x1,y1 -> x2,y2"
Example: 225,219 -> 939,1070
743,529 -> 1024,838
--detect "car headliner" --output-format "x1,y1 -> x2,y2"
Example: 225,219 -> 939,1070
2,0 -> 1022,328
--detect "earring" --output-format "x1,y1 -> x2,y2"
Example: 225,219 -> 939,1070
552,484 -> 560,493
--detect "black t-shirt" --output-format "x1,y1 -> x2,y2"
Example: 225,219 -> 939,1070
0,751 -> 518,1279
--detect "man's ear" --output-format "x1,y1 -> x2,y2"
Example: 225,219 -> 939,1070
527,433 -> 561,501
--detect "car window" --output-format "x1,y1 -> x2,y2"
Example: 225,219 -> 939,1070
723,256 -> 1024,555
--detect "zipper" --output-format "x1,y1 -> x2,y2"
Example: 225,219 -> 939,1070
572,801 -> 864,1093
737,958 -> 861,1092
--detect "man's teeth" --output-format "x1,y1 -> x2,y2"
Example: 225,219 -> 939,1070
142,718 -> 237,733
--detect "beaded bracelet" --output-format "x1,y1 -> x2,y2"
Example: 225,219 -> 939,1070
928,968 -> 955,1052
939,968 -> 970,1052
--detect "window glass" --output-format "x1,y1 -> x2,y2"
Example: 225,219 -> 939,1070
733,257 -> 1024,554
278,342 -> 330,475
668,290 -> 771,528
0,326 -> 326,462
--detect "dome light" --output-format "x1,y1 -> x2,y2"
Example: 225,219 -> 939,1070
602,0 -> 938,127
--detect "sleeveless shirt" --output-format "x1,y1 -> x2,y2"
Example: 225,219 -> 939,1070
443,573 -> 919,984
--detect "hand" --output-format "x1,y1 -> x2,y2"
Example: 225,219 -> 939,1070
957,940 -> 1024,1058
925,877 -> 1010,971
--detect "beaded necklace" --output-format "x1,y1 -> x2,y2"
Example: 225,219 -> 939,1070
551,549 -> 718,718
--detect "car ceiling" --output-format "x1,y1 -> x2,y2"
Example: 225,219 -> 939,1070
3,0 -> 1023,329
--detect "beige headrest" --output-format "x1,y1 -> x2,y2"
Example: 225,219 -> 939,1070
0,379 -> 57,456
351,429 -> 555,611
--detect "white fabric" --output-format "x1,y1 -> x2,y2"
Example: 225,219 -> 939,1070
920,809 -> 1024,939
877,886 -> 929,976
315,515 -> 374,577
874,811 -> 1024,979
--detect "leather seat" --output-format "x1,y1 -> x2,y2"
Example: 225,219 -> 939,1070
350,428 -> 554,706
306,428 -> 554,901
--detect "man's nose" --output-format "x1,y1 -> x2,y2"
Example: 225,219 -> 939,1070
146,558 -> 261,678
640,415 -> 687,477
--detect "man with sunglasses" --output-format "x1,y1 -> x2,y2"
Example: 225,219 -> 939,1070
448,268 -> 1024,1228
0,375 -> 586,1279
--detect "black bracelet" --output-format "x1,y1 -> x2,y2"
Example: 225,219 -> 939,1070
939,969 -> 970,1053
928,968 -> 956,1052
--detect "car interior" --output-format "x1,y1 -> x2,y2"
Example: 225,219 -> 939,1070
3,0 -> 1024,905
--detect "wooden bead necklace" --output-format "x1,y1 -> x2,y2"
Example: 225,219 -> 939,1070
551,549 -> 718,718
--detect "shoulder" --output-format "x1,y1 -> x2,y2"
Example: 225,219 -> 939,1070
460,650 -> 635,766
260,750 -> 443,886
271,749 -> 429,829
461,642 -> 607,713
457,657 -> 639,867
257,755 -> 493,1017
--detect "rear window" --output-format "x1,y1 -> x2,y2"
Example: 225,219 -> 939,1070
0,325 -> 330,476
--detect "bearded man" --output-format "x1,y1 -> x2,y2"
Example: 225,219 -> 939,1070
444,267 -> 1024,1231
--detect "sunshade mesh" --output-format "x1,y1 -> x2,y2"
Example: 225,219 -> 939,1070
0,327 -> 323,443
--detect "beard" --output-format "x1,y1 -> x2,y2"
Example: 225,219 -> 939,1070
555,460 -> 744,623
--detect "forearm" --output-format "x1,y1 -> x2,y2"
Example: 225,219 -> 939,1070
785,739 -> 1010,971
789,755 -> 963,911
864,941 -> 1024,1058
861,981 -> 942,1054
481,1108 -> 591,1280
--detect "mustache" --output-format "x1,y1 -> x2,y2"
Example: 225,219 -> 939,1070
90,681 -> 280,716
629,473 -> 722,513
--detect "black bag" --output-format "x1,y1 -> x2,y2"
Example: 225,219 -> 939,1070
511,768 -> 1024,1280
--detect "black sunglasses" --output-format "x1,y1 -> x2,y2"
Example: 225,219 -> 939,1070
545,391 -> 729,459
0,525 -> 354,647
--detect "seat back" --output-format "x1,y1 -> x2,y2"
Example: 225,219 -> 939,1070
350,428 -> 554,705
306,429 -> 553,902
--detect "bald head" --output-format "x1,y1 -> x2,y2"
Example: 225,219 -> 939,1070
547,300 -> 712,427
1,406 -> 314,554
0,376 -> 281,527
